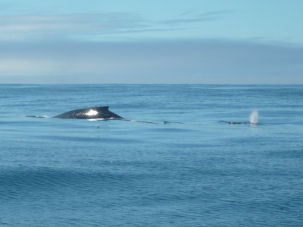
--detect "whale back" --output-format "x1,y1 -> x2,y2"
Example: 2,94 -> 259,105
54,106 -> 123,119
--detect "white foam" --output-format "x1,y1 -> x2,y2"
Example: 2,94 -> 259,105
87,118 -> 105,121
249,110 -> 259,125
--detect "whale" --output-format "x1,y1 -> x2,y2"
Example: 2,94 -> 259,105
54,106 -> 124,120
27,106 -> 158,124
219,110 -> 259,126
219,120 -> 258,125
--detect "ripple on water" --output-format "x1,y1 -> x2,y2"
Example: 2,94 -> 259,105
0,167 -> 152,200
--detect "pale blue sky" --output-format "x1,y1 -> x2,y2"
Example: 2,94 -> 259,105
0,0 -> 302,83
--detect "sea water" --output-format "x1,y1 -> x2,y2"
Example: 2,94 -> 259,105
0,84 -> 302,226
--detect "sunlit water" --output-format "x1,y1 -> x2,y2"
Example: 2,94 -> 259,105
0,84 -> 303,226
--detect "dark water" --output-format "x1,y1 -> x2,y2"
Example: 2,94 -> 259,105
0,84 -> 302,226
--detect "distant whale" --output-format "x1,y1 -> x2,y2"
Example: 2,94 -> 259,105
54,106 -> 124,120
219,120 -> 258,125
220,110 -> 259,126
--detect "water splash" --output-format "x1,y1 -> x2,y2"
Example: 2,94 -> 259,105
249,110 -> 259,125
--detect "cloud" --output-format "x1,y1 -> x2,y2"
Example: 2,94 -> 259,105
159,10 -> 232,25
0,10 -> 232,41
0,12 -> 147,40
0,39 -> 302,84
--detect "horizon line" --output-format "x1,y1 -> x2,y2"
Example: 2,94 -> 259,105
0,83 -> 302,86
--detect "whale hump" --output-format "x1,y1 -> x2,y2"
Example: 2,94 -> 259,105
54,106 -> 123,120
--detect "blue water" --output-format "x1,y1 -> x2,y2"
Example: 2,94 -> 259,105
0,84 -> 303,226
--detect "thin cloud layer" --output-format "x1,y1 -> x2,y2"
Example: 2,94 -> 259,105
0,10 -> 232,41
160,10 -> 232,25
0,40 -> 302,84
0,13 -> 146,41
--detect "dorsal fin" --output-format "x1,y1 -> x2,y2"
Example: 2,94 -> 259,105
98,106 -> 109,111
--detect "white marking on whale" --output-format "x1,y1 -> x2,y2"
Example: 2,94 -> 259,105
85,109 -> 98,117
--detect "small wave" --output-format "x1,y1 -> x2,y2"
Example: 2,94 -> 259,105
150,127 -> 195,133
37,135 -> 142,144
0,167 -> 150,200
26,115 -> 49,118
163,121 -> 184,124
127,119 -> 157,124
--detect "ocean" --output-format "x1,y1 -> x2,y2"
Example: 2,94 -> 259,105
0,84 -> 302,226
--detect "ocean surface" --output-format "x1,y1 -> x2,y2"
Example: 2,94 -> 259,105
0,84 -> 302,226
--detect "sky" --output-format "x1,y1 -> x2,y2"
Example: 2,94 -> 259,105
0,0 -> 302,84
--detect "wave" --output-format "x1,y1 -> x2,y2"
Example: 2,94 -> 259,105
37,135 -> 142,144
0,167 -> 150,200
26,115 -> 49,118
